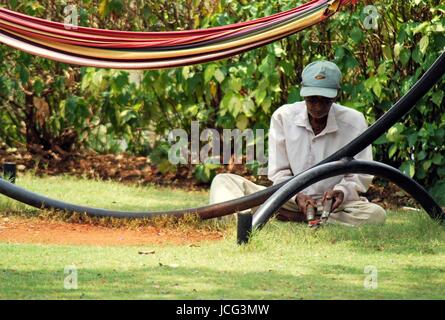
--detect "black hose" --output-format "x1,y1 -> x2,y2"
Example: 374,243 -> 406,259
0,52 -> 444,219
252,159 -> 445,229
0,178 -> 221,219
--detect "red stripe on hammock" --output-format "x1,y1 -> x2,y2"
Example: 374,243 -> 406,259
0,0 -> 321,40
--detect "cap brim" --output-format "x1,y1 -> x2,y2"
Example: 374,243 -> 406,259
300,87 -> 338,98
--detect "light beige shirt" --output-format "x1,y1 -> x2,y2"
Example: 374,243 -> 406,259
267,101 -> 373,201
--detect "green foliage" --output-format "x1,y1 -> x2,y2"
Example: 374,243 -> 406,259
430,181 -> 445,206
149,141 -> 177,174
0,0 -> 444,197
194,163 -> 221,184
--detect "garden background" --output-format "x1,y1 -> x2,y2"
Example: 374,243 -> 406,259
0,0 -> 444,204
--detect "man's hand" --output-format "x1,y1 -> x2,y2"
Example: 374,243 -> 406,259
323,189 -> 344,211
295,193 -> 317,215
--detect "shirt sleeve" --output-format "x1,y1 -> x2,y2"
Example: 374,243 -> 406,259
333,114 -> 374,201
267,112 -> 294,186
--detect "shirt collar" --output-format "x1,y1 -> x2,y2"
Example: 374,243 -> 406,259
294,102 -> 339,136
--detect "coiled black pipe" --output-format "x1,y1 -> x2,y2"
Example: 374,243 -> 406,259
252,159 -> 445,229
0,51 -> 444,219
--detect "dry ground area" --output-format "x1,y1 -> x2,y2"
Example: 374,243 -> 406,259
0,216 -> 224,246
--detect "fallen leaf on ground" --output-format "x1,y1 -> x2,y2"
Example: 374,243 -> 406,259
138,250 -> 155,255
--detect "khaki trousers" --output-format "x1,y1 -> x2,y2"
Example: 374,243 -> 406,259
209,173 -> 386,227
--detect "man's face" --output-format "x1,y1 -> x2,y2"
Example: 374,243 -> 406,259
304,96 -> 334,119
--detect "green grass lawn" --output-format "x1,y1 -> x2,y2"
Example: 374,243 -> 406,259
0,174 -> 444,299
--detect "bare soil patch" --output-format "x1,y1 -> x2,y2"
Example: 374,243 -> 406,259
0,217 -> 224,246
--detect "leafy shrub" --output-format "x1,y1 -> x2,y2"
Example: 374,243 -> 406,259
0,0 -> 444,202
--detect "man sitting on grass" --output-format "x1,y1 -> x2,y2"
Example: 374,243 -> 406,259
209,61 -> 386,226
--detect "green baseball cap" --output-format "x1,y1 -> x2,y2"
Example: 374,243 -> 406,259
300,61 -> 342,98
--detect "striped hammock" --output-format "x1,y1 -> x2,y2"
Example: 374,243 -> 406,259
0,0 -> 354,70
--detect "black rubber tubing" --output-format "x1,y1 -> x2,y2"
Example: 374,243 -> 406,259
252,159 -> 445,229
0,50 -> 444,219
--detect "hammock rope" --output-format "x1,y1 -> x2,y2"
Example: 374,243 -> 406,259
0,0 -> 353,69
